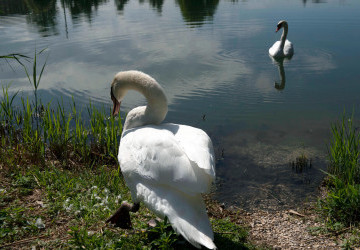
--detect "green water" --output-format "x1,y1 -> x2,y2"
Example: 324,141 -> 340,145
1,0 -> 360,209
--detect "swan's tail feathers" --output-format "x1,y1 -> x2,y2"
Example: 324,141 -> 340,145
136,183 -> 217,249
173,218 -> 217,249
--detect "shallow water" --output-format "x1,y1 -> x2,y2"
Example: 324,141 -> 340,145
1,0 -> 360,210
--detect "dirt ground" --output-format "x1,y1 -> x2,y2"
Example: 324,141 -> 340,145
245,208 -> 341,249
206,195 -> 357,249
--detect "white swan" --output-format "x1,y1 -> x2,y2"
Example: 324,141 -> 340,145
107,70 -> 217,249
269,20 -> 294,58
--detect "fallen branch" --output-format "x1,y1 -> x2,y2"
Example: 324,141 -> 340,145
288,209 -> 305,217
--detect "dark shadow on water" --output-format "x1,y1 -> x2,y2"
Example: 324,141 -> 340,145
212,126 -> 328,211
215,156 -> 326,211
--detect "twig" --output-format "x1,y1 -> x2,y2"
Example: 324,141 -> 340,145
288,209 -> 305,217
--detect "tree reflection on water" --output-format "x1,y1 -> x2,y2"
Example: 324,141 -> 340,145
0,0 -> 221,37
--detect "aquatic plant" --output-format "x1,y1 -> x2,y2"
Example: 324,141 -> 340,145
291,154 -> 312,173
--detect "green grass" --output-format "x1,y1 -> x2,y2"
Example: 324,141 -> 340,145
328,115 -> 360,185
0,53 -> 257,249
1,50 -> 122,168
212,217 -> 250,249
0,84 -> 122,168
0,163 -> 256,249
318,114 -> 360,225
317,113 -> 360,248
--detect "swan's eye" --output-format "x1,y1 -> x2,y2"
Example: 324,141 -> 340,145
276,23 -> 283,32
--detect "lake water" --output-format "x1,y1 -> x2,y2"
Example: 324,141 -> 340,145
1,0 -> 360,210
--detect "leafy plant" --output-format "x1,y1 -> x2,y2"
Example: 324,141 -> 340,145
0,206 -> 38,243
148,217 -> 178,249
319,183 -> 360,225
68,226 -> 108,249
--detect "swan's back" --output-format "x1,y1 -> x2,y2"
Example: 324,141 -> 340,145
118,123 -> 216,249
269,40 -> 294,58
119,123 -> 215,195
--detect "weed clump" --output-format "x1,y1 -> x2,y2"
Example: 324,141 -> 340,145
291,154 -> 312,173
318,114 -> 360,226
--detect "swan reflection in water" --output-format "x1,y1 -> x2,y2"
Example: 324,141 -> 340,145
272,57 -> 286,90
270,55 -> 293,91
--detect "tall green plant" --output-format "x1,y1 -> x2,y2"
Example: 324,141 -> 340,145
1,84 -> 19,125
328,114 -> 360,186
1,50 -> 122,167
16,48 -> 48,129
319,113 -> 360,226
0,53 -> 30,72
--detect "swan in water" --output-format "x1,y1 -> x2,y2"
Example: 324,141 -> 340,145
106,71 -> 217,249
269,20 -> 294,58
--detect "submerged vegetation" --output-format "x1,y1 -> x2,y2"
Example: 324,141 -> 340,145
290,154 -> 312,174
0,53 -> 254,248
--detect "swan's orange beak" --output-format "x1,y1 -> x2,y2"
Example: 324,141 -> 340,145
111,87 -> 121,116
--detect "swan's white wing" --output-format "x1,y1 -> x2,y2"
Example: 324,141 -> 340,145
119,125 -> 214,195
269,41 -> 281,57
136,182 -> 216,249
166,123 -> 215,178
284,40 -> 294,56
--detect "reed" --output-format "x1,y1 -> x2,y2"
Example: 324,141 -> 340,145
328,115 -> 360,185
16,49 -> 47,125
0,53 -> 122,167
319,113 -> 360,226
1,94 -> 122,166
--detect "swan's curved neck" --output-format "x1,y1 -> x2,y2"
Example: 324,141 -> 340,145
142,81 -> 168,124
280,23 -> 288,49
112,71 -> 168,131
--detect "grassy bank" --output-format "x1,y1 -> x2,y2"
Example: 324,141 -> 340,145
0,162 -> 254,249
0,54 -> 256,249
316,114 -> 360,248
